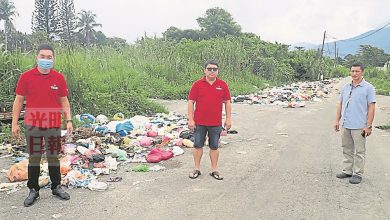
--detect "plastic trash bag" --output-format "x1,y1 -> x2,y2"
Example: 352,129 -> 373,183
6,160 -> 28,182
95,114 -> 109,124
112,113 -> 125,121
116,121 -> 134,137
87,180 -> 108,191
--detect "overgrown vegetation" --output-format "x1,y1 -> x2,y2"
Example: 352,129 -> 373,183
364,68 -> 390,96
0,34 -> 341,117
0,2 -> 388,120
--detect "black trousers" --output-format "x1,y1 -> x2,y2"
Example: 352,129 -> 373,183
25,126 -> 61,191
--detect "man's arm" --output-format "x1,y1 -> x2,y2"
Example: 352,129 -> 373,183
363,103 -> 376,136
11,95 -> 25,137
59,97 -> 73,134
224,100 -> 232,130
187,100 -> 195,130
367,103 -> 375,127
334,101 -> 342,132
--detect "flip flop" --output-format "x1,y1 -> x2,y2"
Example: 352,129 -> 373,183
189,170 -> 201,179
210,171 -> 224,180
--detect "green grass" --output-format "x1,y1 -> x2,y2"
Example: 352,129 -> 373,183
1,36 -> 342,117
365,68 -> 390,96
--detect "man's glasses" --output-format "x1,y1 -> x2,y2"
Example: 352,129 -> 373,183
206,67 -> 218,72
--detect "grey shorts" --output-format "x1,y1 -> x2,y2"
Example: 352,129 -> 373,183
194,125 -> 223,150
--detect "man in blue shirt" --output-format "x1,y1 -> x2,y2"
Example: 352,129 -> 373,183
334,64 -> 376,184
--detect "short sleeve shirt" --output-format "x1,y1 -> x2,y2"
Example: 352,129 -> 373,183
188,77 -> 231,126
340,79 -> 376,129
15,67 -> 69,128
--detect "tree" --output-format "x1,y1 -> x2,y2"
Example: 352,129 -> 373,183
343,45 -> 390,68
0,0 -> 18,51
196,7 -> 241,39
357,45 -> 389,67
32,0 -> 61,40
58,0 -> 76,45
163,26 -> 183,41
77,10 -> 102,46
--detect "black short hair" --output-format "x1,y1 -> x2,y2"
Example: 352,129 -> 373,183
204,59 -> 219,69
350,63 -> 364,71
37,44 -> 55,56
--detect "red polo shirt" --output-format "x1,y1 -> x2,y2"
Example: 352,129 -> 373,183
15,67 -> 69,128
188,77 -> 231,126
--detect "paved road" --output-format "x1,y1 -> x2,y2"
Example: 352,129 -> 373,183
1,78 -> 389,219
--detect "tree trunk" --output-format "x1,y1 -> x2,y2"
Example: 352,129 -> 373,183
4,23 -> 8,51
4,32 -> 8,51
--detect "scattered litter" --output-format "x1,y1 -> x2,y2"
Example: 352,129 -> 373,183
149,165 -> 166,172
0,182 -> 25,193
232,79 -> 336,108
51,214 -> 62,219
107,177 -> 122,182
93,168 -> 110,175
39,176 -> 49,187
132,164 -> 149,172
220,141 -> 229,145
132,181 -> 141,186
0,111 -> 230,194
277,133 -> 289,137
182,139 -> 194,148
6,160 -> 28,182
172,146 -> 184,156
87,180 -> 108,191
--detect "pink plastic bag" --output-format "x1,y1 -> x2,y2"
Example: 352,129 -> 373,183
140,137 -> 153,147
147,130 -> 158,137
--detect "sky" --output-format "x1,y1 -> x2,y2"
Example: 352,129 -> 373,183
7,0 -> 390,45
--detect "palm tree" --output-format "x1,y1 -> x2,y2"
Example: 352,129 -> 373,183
0,0 -> 18,51
77,10 -> 102,46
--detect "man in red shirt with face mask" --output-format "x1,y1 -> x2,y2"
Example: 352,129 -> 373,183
188,60 -> 232,180
12,44 -> 73,207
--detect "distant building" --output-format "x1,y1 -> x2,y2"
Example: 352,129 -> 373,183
376,60 -> 389,71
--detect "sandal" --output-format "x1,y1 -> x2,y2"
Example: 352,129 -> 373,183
210,171 -> 224,180
189,170 -> 201,179
227,130 -> 238,134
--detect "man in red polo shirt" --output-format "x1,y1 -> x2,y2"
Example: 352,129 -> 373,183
12,44 -> 73,207
188,60 -> 232,180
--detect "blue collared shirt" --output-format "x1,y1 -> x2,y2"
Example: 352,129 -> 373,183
340,79 -> 376,129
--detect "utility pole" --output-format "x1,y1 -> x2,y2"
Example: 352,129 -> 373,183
334,41 -> 337,68
317,31 -> 326,80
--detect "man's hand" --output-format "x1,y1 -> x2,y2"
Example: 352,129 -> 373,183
12,123 -> 20,138
66,122 -> 73,135
188,119 -> 196,131
224,118 -> 232,130
362,127 -> 372,137
334,121 -> 340,132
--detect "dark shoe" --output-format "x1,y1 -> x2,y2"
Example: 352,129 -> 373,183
336,173 -> 352,179
52,185 -> 70,200
349,175 -> 362,184
24,189 -> 39,207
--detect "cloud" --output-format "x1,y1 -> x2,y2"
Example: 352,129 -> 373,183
9,0 -> 390,44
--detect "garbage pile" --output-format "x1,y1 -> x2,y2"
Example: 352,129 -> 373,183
1,112 -> 204,193
232,79 -> 336,108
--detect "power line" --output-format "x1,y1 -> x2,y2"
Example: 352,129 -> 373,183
324,20 -> 390,43
339,21 -> 390,42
